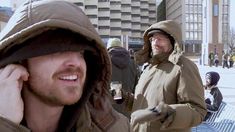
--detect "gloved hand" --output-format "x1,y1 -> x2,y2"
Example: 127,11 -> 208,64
130,102 -> 176,129
205,98 -> 211,105
155,102 -> 176,129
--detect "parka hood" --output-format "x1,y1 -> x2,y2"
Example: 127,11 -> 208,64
135,20 -> 183,65
0,0 -> 114,131
109,47 -> 131,69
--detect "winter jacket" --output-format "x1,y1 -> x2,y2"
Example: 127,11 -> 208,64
204,86 -> 223,121
132,20 -> 207,132
0,0 -> 129,131
108,47 -> 138,118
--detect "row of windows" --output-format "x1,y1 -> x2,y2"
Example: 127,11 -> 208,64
185,14 -> 203,22
185,0 -> 202,5
185,22 -> 202,31
185,31 -> 202,40
185,5 -> 202,13
223,0 -> 229,5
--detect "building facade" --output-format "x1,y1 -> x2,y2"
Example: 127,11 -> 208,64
3,0 -> 157,50
74,0 -> 157,48
0,7 -> 13,31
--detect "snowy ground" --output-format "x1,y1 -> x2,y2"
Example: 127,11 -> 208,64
197,65 -> 235,106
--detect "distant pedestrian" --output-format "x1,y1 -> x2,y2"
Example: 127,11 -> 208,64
208,51 -> 214,67
228,54 -> 234,68
222,53 -> 229,68
214,53 -> 219,67
107,38 -> 139,118
204,71 -> 223,121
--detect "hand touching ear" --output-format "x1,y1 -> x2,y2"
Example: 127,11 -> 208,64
0,64 -> 29,124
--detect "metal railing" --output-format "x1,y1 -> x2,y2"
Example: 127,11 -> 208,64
192,101 -> 235,132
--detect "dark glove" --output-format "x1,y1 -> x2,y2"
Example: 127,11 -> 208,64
205,98 -> 211,105
130,102 -> 176,129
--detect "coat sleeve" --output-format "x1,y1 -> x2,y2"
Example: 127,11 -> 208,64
0,117 -> 30,132
166,60 -> 207,130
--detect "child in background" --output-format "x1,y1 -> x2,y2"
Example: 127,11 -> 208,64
204,71 -> 223,121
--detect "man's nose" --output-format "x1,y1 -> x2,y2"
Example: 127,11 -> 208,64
63,52 -> 85,67
151,38 -> 160,46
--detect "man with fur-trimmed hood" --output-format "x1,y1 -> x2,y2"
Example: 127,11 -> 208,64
0,0 -> 129,131
130,20 -> 207,132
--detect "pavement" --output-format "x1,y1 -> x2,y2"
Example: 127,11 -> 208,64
197,65 -> 235,106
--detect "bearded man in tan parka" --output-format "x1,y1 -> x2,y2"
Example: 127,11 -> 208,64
0,0 -> 129,131
129,20 -> 207,132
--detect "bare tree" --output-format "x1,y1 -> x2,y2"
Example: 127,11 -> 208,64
228,28 -> 235,53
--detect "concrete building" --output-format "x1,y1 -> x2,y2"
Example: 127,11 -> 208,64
0,7 -> 13,31
164,0 -> 230,65
75,0 -> 157,49
7,0 -> 157,50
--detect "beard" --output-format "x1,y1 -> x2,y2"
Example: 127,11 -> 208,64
24,81 -> 84,107
150,52 -> 171,64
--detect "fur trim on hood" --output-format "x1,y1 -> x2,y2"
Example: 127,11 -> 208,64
135,20 -> 183,65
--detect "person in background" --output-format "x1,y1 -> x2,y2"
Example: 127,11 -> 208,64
0,0 -> 129,131
214,53 -> 219,67
228,54 -> 234,68
113,20 -> 206,132
204,71 -> 223,121
222,52 -> 229,68
107,38 -> 139,118
208,51 -> 215,67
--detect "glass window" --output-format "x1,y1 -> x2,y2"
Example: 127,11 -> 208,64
186,32 -> 190,39
198,32 -> 202,40
190,5 -> 194,12
198,14 -> 202,22
194,6 -> 198,13
186,23 -> 189,30
198,5 -> 202,13
223,0 -> 228,4
190,14 -> 194,21
185,0 -> 189,4
190,32 -> 194,39
213,4 -> 218,16
194,15 -> 198,21
194,32 -> 198,39
194,23 -> 198,30
186,14 -> 189,21
185,5 -> 189,13
198,23 -> 202,30
223,6 -> 228,14
198,0 -> 202,4
190,23 -> 194,30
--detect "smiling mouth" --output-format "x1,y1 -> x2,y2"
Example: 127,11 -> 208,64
59,75 -> 78,81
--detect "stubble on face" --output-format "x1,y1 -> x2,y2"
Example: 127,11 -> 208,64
25,52 -> 87,106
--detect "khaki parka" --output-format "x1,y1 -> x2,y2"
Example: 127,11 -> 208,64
132,20 -> 207,132
0,0 -> 129,131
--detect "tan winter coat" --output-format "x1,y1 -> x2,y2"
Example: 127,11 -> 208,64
0,0 -> 129,131
132,20 -> 207,132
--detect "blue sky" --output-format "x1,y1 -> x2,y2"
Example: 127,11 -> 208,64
0,0 -> 235,28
